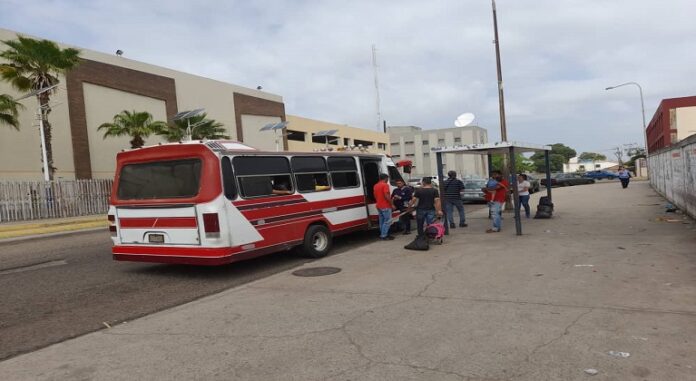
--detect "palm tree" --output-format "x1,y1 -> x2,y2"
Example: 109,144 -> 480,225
0,35 -> 80,179
98,110 -> 168,149
158,113 -> 229,142
0,94 -> 22,130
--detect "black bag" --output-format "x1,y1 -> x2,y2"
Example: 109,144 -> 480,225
405,234 -> 430,251
534,210 -> 552,219
539,196 -> 554,208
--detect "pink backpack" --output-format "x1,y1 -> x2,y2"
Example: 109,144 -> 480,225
424,222 -> 445,244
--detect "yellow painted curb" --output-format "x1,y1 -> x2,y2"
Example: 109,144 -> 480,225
0,219 -> 107,239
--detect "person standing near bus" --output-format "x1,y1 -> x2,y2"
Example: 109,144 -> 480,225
409,177 -> 443,236
517,174 -> 531,218
617,166 -> 631,189
374,173 -> 395,240
391,179 -> 413,235
483,170 -> 508,233
442,170 -> 467,228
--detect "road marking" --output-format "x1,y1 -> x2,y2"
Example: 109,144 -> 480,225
0,259 -> 68,275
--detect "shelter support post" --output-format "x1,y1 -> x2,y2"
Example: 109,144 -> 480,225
509,147 -> 522,235
544,150 -> 552,202
436,152 -> 448,235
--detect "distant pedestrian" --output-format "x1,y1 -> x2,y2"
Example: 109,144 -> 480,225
409,177 -> 443,236
442,170 -> 467,228
373,173 -> 395,240
482,170 -> 509,233
617,166 -> 631,189
391,179 -> 413,235
517,174 -> 531,218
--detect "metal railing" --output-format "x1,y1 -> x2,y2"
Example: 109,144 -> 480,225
0,179 -> 113,222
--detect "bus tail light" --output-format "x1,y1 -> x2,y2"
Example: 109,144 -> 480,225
108,214 -> 117,237
203,213 -> 220,238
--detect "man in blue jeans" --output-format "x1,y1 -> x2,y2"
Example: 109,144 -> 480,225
442,170 -> 467,228
373,173 -> 395,240
409,177 -> 443,236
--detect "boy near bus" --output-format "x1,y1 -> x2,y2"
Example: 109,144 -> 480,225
373,173 -> 395,240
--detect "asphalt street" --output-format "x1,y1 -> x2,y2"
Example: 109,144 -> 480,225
0,204 -> 485,361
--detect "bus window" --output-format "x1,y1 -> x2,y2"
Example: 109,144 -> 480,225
388,165 -> 405,186
233,156 -> 293,198
328,157 -> 359,189
292,156 -> 330,193
221,156 -> 237,200
117,159 -> 201,200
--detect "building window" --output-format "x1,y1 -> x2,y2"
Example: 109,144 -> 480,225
344,138 -> 351,146
312,134 -> 339,145
423,153 -> 429,157
377,143 -> 386,150
286,130 -> 306,142
454,138 -> 461,143
392,155 -> 400,159
422,140 -> 429,145
437,139 -> 445,145
354,139 -> 373,147
406,154 -> 415,157
404,141 -> 414,145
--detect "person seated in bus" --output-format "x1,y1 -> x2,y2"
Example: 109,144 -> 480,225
271,178 -> 292,195
314,175 -> 330,192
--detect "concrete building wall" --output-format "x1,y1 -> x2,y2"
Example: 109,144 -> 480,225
285,115 -> 389,154
0,27 -> 284,180
388,125 -> 489,178
648,134 -> 696,219
675,106 -> 696,141
241,115 -> 282,151
82,84 -> 168,178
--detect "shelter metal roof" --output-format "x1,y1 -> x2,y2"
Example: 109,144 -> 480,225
430,141 -> 551,155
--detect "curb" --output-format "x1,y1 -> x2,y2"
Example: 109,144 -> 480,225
0,227 -> 107,245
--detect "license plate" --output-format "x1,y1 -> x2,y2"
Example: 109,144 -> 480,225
148,234 -> 164,243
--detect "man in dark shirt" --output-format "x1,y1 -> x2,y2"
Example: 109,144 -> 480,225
391,179 -> 413,235
409,177 -> 443,236
442,170 -> 467,228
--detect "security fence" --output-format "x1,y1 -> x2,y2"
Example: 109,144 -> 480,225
0,179 -> 112,222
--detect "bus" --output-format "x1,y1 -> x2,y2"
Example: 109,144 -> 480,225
107,140 -> 404,265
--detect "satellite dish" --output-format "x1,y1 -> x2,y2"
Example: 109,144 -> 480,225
454,113 -> 475,127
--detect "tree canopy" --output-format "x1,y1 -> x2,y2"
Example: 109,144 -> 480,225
0,94 -> 22,130
157,113 -> 228,142
529,143 -> 576,172
578,152 -> 607,161
491,153 -> 535,173
98,110 -> 167,149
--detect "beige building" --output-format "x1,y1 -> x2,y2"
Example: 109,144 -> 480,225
284,115 -> 389,154
675,106 -> 696,142
388,125 -> 489,178
0,28 -> 287,180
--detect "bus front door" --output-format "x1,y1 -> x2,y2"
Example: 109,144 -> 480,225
360,158 -> 381,228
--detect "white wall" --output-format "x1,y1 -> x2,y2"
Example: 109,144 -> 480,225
648,136 -> 696,219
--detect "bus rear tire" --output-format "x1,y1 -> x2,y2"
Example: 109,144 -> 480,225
300,224 -> 332,258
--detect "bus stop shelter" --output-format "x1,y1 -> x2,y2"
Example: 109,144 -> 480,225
431,141 -> 552,236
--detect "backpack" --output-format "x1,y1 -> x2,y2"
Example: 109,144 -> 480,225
405,234 -> 430,251
424,222 -> 445,244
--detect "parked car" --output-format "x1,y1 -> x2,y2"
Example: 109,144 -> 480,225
541,173 -> 596,187
583,170 -> 618,180
461,179 -> 488,203
526,174 -> 541,193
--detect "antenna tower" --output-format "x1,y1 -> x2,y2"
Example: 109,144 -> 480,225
372,44 -> 382,132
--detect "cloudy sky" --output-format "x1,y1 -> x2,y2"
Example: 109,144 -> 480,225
3,0 -> 695,155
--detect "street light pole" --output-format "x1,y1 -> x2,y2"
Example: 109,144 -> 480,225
605,82 -> 647,153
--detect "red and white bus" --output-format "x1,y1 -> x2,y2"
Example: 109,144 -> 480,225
108,140 -> 404,265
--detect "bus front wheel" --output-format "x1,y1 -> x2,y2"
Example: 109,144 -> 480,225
300,224 -> 332,258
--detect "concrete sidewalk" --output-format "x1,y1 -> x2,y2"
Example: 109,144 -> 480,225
2,181 -> 695,380
0,215 -> 106,241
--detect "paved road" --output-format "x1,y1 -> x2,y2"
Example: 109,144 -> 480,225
0,204 -> 484,361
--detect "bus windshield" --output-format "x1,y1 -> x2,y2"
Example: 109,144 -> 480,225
117,159 -> 202,200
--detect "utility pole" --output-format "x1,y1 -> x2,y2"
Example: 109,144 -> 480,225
492,0 -> 508,142
372,44 -> 383,132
